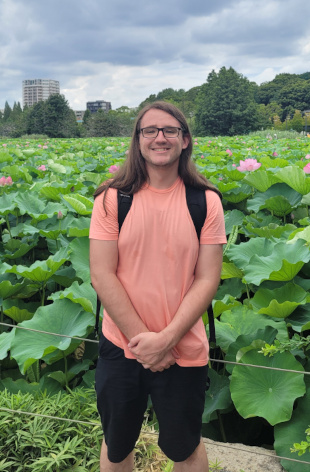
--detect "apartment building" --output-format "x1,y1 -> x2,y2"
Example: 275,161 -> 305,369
86,100 -> 111,113
22,79 -> 60,107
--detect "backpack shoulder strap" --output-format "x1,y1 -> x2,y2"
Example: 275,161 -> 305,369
185,185 -> 216,347
117,190 -> 133,232
185,185 -> 207,240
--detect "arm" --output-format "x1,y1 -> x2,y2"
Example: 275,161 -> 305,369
128,243 -> 223,366
90,239 -> 177,371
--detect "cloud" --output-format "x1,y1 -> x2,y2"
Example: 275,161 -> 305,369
0,0 -> 310,110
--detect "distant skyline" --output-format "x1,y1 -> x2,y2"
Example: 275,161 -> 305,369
1,0 -> 309,111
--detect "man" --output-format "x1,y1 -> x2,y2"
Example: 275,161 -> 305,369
89,101 -> 226,472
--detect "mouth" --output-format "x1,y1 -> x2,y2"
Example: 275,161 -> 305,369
152,148 -> 170,152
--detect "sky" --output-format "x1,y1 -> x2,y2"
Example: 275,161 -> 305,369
1,0 -> 310,112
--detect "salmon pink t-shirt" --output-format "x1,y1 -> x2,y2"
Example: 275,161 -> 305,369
89,177 -> 227,366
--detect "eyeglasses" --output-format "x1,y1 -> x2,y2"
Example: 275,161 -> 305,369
140,127 -> 183,138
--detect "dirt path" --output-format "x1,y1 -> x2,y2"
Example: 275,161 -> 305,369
204,438 -> 285,472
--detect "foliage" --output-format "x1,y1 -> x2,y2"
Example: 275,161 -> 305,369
291,427 -> 310,456
1,134 -> 310,470
195,67 -> 259,136
0,388 -> 172,471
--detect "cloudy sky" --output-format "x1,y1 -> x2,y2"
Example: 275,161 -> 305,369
1,0 -> 309,111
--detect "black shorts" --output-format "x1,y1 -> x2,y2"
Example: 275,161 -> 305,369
95,334 -> 208,463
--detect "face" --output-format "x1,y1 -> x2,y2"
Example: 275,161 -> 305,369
138,108 -> 189,171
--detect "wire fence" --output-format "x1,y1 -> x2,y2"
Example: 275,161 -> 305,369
0,319 -> 309,467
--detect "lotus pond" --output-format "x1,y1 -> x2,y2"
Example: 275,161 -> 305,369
0,135 -> 310,471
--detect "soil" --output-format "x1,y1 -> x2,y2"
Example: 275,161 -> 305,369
204,438 -> 286,472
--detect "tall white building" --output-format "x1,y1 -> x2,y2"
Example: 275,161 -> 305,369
22,79 -> 60,107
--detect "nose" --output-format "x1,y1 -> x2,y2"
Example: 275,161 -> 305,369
155,129 -> 167,140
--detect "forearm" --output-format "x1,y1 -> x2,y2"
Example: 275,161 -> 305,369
161,277 -> 220,350
92,272 -> 149,340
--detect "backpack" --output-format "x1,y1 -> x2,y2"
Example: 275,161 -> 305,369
94,185 -> 216,349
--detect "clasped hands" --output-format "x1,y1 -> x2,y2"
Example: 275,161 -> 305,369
128,331 -> 179,372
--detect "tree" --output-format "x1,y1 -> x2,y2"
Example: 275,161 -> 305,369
27,101 -> 47,135
85,109 -> 133,137
3,101 -> 12,122
195,67 -> 259,136
44,94 -> 79,138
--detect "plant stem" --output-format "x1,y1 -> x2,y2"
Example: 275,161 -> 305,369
5,215 -> 13,239
63,353 -> 69,389
217,411 -> 227,443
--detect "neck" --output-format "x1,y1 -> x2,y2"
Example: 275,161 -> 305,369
146,164 -> 179,189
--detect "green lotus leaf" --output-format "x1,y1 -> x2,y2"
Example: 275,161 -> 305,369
68,237 -> 91,283
222,184 -> 252,203
230,350 -> 305,425
10,299 -> 94,373
62,194 -> 93,215
216,181 -> 239,193
225,169 -> 246,181
0,192 -> 18,215
225,327 -> 278,374
213,295 -> 242,317
245,223 -> 296,239
79,172 -> 103,186
260,156 -> 288,168
22,148 -> 37,157
10,223 -> 40,238
286,305 -> 310,333
247,183 -> 302,214
48,360 -> 93,387
277,166 -> 310,195
0,278 -> 28,299
287,226 -> 310,245
221,262 -> 243,279
251,283 -> 309,318
6,246 -> 68,283
39,181 -> 84,201
0,329 -> 16,360
215,278 -> 244,300
214,306 -> 287,352
0,151 -> 13,163
48,281 -> 96,313
243,239 -> 310,285
224,210 -> 244,235
2,299 -> 39,323
4,239 -> 36,259
46,159 -> 67,173
301,192 -> 310,205
38,229 -> 66,240
274,369 -> 310,472
52,266 -> 79,288
244,170 -> 280,192
1,164 -> 32,183
202,369 -> 232,423
67,217 -> 91,237
228,238 -> 310,285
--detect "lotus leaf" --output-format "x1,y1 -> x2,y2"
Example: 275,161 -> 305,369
203,369 -> 232,423
48,281 -> 96,313
68,237 -> 91,283
10,299 -> 94,373
230,350 -> 305,425
251,283 -> 309,318
247,183 -> 302,214
244,170 -> 280,192
277,166 -> 310,195
62,194 -> 93,215
274,368 -> 310,472
214,306 -> 287,352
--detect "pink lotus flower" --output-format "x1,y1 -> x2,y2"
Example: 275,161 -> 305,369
37,165 -> 47,171
57,210 -> 64,219
226,149 -> 232,156
272,152 -> 278,157
38,144 -> 42,148
0,176 -> 13,186
237,158 -> 261,172
305,154 -> 310,160
109,165 -> 120,173
43,145 -> 48,149
303,163 -> 310,174
2,143 -> 7,147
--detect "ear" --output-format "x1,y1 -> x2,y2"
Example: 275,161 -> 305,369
182,134 -> 190,150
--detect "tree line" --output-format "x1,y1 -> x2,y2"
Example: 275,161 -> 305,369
1,67 -> 310,138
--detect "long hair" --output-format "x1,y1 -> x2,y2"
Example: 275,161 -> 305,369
94,101 -> 221,201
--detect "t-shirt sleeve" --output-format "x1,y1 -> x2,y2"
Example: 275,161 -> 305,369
89,188 -> 119,240
200,190 -> 227,245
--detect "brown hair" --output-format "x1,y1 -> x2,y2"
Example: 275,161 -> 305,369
94,101 -> 221,201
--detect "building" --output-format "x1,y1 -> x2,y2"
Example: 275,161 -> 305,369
86,100 -> 111,114
74,110 -> 85,122
22,79 -> 60,108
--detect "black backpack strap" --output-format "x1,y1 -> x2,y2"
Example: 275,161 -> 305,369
185,185 -> 207,240
94,190 -> 133,337
117,190 -> 133,232
185,185 -> 216,351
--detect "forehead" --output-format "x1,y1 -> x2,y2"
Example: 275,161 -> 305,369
140,109 -> 182,128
